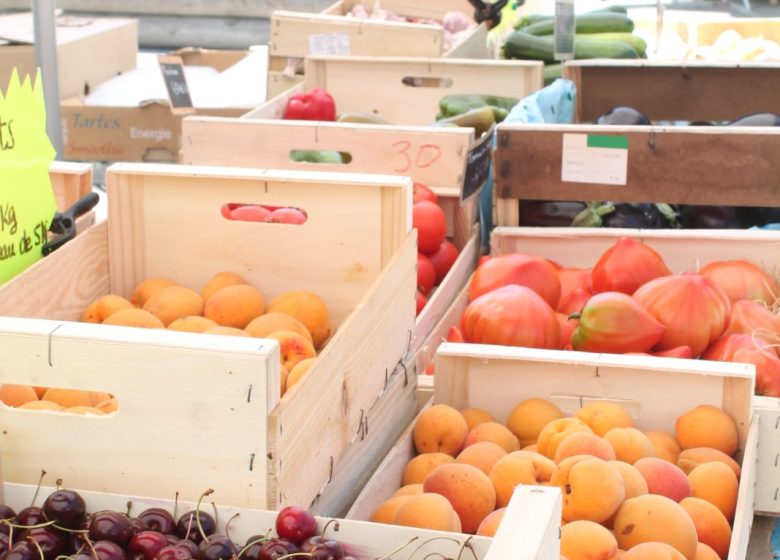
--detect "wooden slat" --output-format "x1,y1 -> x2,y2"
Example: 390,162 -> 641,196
692,18 -> 780,46
49,161 -> 93,213
731,415 -> 760,560
495,124 -> 780,210
753,396 -> 780,514
564,61 -> 780,123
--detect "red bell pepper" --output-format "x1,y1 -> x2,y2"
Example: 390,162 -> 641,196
282,88 -> 337,121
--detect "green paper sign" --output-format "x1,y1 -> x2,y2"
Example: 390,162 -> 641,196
0,68 -> 57,285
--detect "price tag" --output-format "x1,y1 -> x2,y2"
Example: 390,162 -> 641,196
554,0 -> 575,61
561,133 -> 628,186
461,128 -> 493,203
158,55 -> 195,114
309,33 -> 351,55
0,69 -> 57,284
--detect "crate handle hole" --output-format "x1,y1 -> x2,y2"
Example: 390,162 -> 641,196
401,76 -> 453,88
221,204 -> 308,225
289,150 -> 352,165
0,385 -> 117,416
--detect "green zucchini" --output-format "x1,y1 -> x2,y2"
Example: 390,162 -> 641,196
589,5 -> 629,14
504,31 -> 639,63
585,32 -> 647,57
515,14 -> 555,30
522,13 -> 635,36
543,63 -> 563,86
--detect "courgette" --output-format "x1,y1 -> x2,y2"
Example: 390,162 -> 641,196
504,31 -> 639,63
586,32 -> 647,57
543,63 -> 563,86
522,13 -> 635,36
513,5 -> 629,30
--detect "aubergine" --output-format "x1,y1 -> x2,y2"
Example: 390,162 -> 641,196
573,202 -> 677,229
728,112 -> 780,126
676,205 -> 745,229
596,106 -> 651,125
519,200 -> 587,227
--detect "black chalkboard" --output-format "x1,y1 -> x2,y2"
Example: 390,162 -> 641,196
461,127 -> 493,203
158,55 -> 194,110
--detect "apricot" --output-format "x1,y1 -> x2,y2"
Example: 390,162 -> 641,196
204,284 -> 265,329
687,462 -> 738,523
285,358 -> 316,394
613,495 -> 698,560
561,520 -> 619,560
694,543 -> 720,560
677,448 -> 741,478
268,290 -> 331,349
168,316 -> 218,333
523,443 -> 539,452
201,271 -> 248,301
103,308 -> 164,329
460,407 -> 495,431
464,422 -> 520,453
246,312 -> 313,345
32,386 -> 47,399
456,441 -> 507,476
203,326 -> 251,337
423,463 -> 496,534
370,495 -> 411,524
634,458 -> 691,502
131,277 -> 176,307
413,404 -> 469,456
644,430 -> 682,464
142,286 -> 204,327
621,542 -> 687,560
507,398 -> 564,447
476,508 -> 505,537
393,493 -> 461,532
551,456 -> 625,523
95,398 -> 118,414
675,406 -> 738,456
402,453 -> 455,486
489,451 -> 555,508
266,331 -> 317,372
537,417 -> 593,459
82,294 -> 133,323
66,406 -> 105,415
576,401 -> 634,437
554,431 -> 617,463
679,497 -> 731,559
604,461 -> 649,528
43,389 -> 111,408
19,400 -> 63,411
392,484 -> 423,497
0,385 -> 39,407
604,427 -> 656,464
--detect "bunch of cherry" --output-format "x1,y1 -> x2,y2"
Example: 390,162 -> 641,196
0,486 -> 354,560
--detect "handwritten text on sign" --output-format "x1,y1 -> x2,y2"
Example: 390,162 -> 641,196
391,141 -> 442,174
0,69 -> 57,284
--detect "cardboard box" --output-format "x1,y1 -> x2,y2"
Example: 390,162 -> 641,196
0,12 -> 137,99
61,48 -> 256,163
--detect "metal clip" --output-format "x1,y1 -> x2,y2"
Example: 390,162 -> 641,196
42,192 -> 100,256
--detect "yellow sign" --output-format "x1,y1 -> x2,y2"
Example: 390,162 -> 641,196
0,68 -> 57,285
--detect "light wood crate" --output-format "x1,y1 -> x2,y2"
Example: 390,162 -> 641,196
562,60 -> 780,124
690,18 -> 780,47
49,161 -> 95,234
0,163 -> 417,515
493,124 -> 780,228
349,343 -> 757,560
267,0 -> 493,98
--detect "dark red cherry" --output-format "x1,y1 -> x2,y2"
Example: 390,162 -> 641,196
301,535 -> 344,560
93,540 -> 127,560
157,545 -> 192,560
42,490 -> 86,529
16,508 -> 44,528
165,535 -> 180,546
70,555 -> 92,560
196,535 -> 236,560
238,536 -> 268,560
257,539 -> 298,560
69,513 -> 93,553
175,540 -> 198,558
90,511 -> 134,546
128,518 -> 148,538
128,531 -> 168,560
274,507 -> 316,546
2,541 -> 36,560
137,509 -> 175,536
0,507 -> 15,521
18,527 -> 65,560
175,512 -> 215,544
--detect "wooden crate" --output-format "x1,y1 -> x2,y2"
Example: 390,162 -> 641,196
493,124 -> 780,227
348,343 -> 758,560
563,60 -> 780,124
267,0 -> 493,98
0,482 -> 496,559
691,18 -> 780,47
181,118 -> 481,367
0,163 -> 418,515
49,161 -> 96,235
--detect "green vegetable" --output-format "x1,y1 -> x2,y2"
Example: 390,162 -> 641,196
437,94 -> 519,122
434,106 -> 496,137
543,63 -> 563,86
513,6 -> 629,30
522,12 -> 634,36
503,32 -> 639,63
585,32 -> 647,57
289,150 -> 344,164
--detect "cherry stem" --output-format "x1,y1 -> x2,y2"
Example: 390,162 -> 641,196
224,513 -> 239,543
456,536 -> 477,560
126,501 -> 132,517
319,519 -> 338,540
83,534 -> 99,560
0,519 -> 57,530
421,554 -> 446,560
52,526 -> 89,535
236,536 -> 270,559
173,492 -> 180,521
403,537 -> 463,560
210,502 -> 219,529
376,536 -> 419,560
26,536 -> 46,560
55,479 -> 63,492
183,513 -> 193,542
31,470 -> 47,506
195,489 -> 214,544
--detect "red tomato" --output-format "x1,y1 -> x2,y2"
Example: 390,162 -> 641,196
231,205 -> 272,222
446,326 -> 464,343
428,240 -> 459,285
221,204 -> 233,219
416,290 -> 428,316
417,253 -> 436,295
413,182 -> 438,204
413,201 -> 447,256
267,207 -> 307,224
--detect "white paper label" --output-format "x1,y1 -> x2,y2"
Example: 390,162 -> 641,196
309,33 -> 351,55
561,133 -> 628,186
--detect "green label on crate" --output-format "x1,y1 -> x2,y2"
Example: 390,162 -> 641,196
0,68 -> 57,285
587,135 -> 629,150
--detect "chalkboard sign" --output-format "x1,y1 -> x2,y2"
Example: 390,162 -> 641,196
158,55 -> 194,112
461,127 -> 493,203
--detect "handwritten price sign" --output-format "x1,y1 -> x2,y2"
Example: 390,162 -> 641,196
391,140 -> 442,174
0,69 -> 57,284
